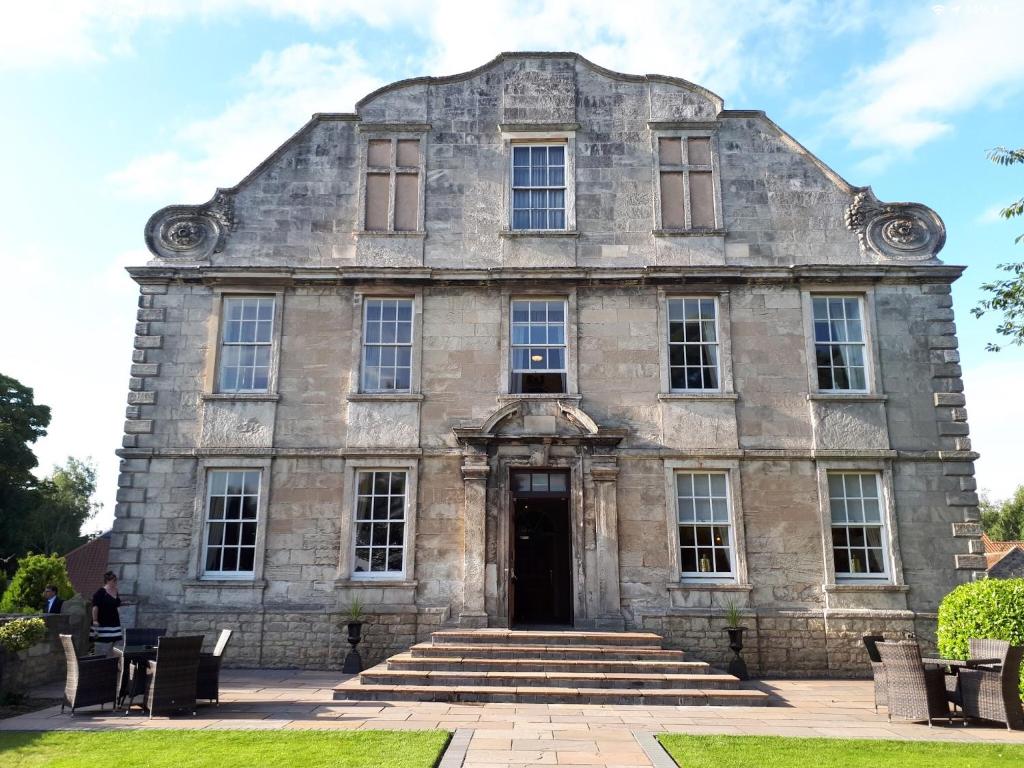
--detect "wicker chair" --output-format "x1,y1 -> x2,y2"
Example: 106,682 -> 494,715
59,634 -> 118,715
958,644 -> 1024,730
969,638 -> 1010,670
124,627 -> 167,647
196,629 -> 233,705
862,634 -> 887,712
143,635 -> 203,718
877,641 -> 957,726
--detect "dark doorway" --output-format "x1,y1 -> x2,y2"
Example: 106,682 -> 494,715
510,471 -> 572,626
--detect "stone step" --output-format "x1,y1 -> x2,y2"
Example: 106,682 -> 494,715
386,652 -> 711,675
409,642 -> 687,662
333,679 -> 770,707
361,666 -> 738,690
431,629 -> 663,648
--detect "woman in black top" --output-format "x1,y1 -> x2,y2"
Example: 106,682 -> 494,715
91,571 -> 123,654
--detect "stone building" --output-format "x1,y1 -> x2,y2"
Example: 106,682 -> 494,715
111,52 -> 983,675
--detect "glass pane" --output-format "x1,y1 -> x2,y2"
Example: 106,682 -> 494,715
832,526 -> 848,546
513,146 -> 530,166
714,547 -> 731,573
205,548 -> 220,572
834,548 -> 850,573
353,548 -> 370,572
693,474 -> 710,497
388,523 -> 405,545
867,549 -> 885,573
238,549 -> 255,572
222,548 -> 238,572
676,473 -> 693,497
677,497 -> 695,522
549,474 -> 567,492
387,549 -> 404,571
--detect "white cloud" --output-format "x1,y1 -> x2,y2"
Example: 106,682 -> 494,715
962,359 -> 1024,502
815,3 -> 1024,166
108,42 -> 382,204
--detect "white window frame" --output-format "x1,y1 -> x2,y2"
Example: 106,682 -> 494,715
499,127 -> 577,235
509,297 -> 569,394
814,460 -> 903,587
216,296 -> 275,394
510,143 -> 567,231
206,290 -> 284,398
664,460 -> 748,585
665,296 -> 722,392
651,129 -> 723,233
826,471 -> 890,581
348,291 -> 423,398
338,458 -> 419,582
360,297 -> 415,393
811,295 -> 869,394
674,471 -> 736,580
190,457 -> 272,582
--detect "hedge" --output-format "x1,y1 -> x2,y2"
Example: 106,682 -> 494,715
937,578 -> 1024,696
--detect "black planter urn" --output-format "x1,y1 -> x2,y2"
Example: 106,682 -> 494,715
342,621 -> 364,674
725,626 -> 749,680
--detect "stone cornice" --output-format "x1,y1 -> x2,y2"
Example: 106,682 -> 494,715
127,263 -> 967,287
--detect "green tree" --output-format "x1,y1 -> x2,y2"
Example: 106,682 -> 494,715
20,458 -> 101,556
972,146 -> 1024,351
981,485 -> 1024,541
0,374 -> 51,564
0,553 -> 73,613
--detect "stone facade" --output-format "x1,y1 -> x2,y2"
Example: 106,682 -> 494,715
111,53 -> 981,675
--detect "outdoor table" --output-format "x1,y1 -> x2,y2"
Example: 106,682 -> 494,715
114,643 -> 158,708
921,657 -> 1001,671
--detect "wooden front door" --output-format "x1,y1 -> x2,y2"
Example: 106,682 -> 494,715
510,471 -> 572,626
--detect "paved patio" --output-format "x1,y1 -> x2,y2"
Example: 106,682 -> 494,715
4,669 -> 1023,767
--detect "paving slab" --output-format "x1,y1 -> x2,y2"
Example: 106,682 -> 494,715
5,669 -> 1024,768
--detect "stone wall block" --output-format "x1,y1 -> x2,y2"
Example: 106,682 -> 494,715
140,284 -> 168,295
130,363 -> 160,377
933,393 -> 966,407
137,308 -> 165,322
134,335 -> 163,349
946,491 -> 979,506
127,391 -> 157,405
123,419 -> 154,434
955,554 -> 987,570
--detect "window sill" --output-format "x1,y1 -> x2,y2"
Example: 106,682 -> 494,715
499,393 -> 582,403
653,228 -> 726,237
670,583 -> 752,592
356,231 -> 426,239
203,393 -> 280,402
185,578 -> 267,589
499,229 -> 580,239
824,583 -> 907,592
807,393 -> 887,402
348,393 -> 424,402
658,392 -> 739,402
335,579 -> 418,588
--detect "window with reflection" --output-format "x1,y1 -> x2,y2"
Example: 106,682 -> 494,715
510,299 -> 567,393
352,470 -> 407,577
676,472 -> 734,579
361,298 -> 413,392
511,145 -> 566,230
218,297 -> 274,393
667,297 -> 720,391
203,470 -> 260,576
829,472 -> 888,578
813,296 -> 867,391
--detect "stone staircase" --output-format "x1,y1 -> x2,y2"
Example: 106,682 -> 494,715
333,629 -> 769,706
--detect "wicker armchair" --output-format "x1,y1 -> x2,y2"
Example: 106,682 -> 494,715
862,634 -> 887,712
59,634 -> 118,715
958,644 -> 1024,730
969,638 -> 1010,670
143,635 -> 203,718
877,641 -> 957,726
124,627 -> 167,647
196,628 -> 233,705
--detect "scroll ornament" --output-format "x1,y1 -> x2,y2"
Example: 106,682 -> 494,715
844,187 -> 945,261
144,190 -> 236,260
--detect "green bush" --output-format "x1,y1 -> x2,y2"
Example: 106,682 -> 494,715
0,553 -> 73,614
937,578 -> 1024,695
0,617 -> 47,653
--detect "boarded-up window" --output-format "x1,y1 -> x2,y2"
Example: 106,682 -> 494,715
656,134 -> 716,230
660,172 -> 685,229
365,174 -> 390,231
363,136 -> 422,232
689,172 -> 715,228
394,174 -> 418,231
687,137 -> 712,165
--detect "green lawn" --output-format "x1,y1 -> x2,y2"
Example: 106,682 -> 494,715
0,730 -> 451,768
658,734 -> 1024,768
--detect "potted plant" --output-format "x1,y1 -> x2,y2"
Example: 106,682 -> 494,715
341,598 -> 366,674
722,601 -> 749,681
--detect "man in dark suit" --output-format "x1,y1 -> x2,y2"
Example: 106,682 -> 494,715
42,585 -> 63,614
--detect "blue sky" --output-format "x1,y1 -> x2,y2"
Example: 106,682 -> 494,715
1,1 -> 1022,533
